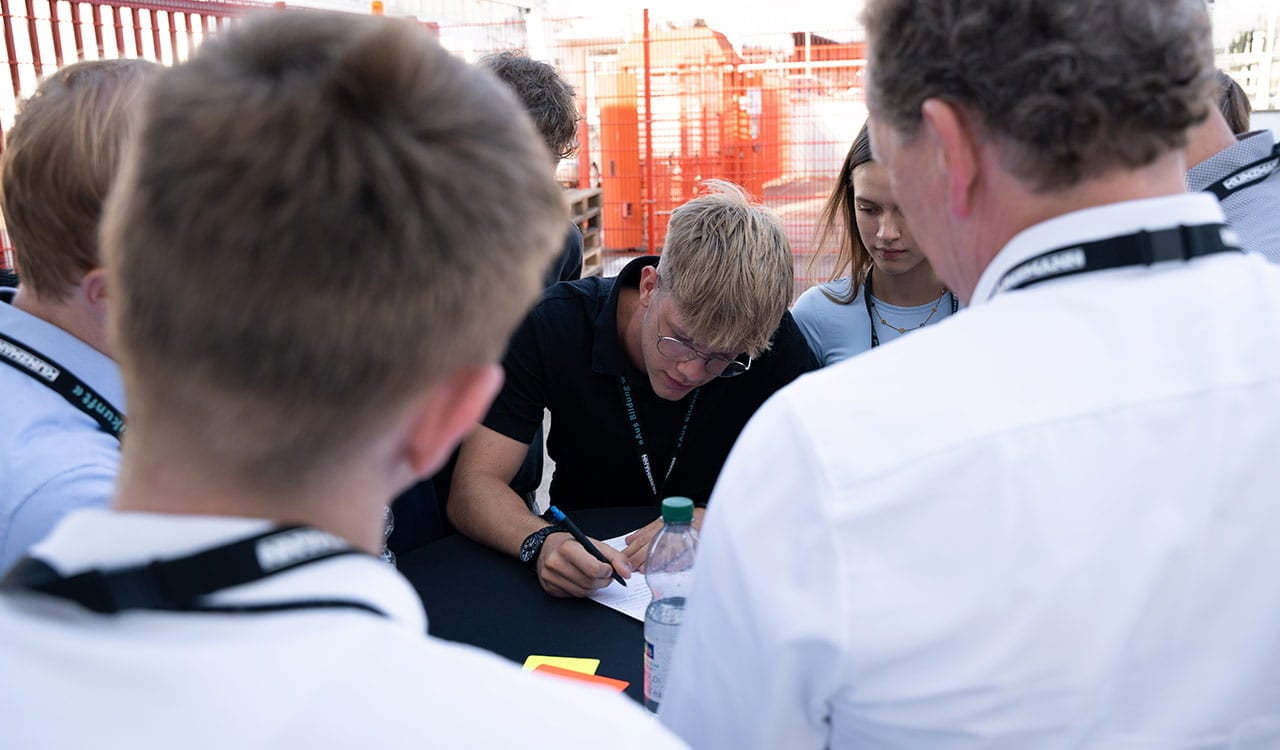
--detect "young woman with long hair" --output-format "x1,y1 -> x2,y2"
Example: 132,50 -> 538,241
792,122 -> 958,365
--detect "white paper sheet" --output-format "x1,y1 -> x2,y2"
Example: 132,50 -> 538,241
587,534 -> 651,622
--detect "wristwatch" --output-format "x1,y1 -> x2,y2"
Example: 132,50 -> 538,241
518,524 -> 565,567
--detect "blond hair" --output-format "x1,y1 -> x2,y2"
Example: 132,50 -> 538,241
102,12 -> 566,489
658,179 -> 793,357
1,59 -> 159,300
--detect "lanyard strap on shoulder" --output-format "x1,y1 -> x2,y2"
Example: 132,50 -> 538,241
1201,142 -> 1280,201
0,330 -> 125,440
1,526 -> 385,618
618,375 -> 700,499
994,222 -> 1241,296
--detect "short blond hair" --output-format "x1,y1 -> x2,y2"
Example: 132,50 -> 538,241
103,12 -> 566,488
1,58 -> 159,299
658,180 -> 793,357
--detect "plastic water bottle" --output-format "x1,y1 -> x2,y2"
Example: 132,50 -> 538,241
643,496 -> 698,713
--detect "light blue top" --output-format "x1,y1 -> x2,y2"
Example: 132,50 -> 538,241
1186,129 -> 1280,263
0,290 -> 123,572
791,278 -> 958,366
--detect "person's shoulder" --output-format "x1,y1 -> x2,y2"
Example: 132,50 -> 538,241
517,276 -> 610,343
536,273 -> 610,311
0,378 -> 120,508
793,279 -> 856,314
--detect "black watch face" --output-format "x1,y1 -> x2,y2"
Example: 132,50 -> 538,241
520,528 -> 549,564
519,536 -> 538,563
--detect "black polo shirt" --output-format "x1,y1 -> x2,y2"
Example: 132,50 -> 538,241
484,255 -> 819,510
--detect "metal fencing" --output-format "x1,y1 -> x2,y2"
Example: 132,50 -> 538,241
437,12 -> 865,293
0,3 -> 867,292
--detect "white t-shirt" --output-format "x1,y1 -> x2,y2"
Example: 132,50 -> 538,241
661,193 -> 1280,749
0,509 -> 684,749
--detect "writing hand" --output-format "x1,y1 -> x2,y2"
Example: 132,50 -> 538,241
537,533 -> 632,598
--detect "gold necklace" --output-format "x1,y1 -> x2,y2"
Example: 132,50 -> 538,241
870,292 -> 947,334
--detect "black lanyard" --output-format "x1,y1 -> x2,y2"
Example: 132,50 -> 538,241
863,272 -> 959,349
618,375 -> 700,499
1,525 -> 387,618
0,329 -> 125,441
993,222 -> 1241,296
1201,142 -> 1280,201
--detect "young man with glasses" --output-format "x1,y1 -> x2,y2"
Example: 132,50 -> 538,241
450,180 -> 817,598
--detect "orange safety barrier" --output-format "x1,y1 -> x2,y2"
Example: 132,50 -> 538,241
0,5 -> 869,295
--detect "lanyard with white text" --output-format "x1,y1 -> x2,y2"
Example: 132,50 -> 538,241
992,222 -> 1241,297
863,272 -> 959,349
1202,142 -> 1280,201
0,330 -> 124,441
618,375 -> 700,499
1,525 -> 386,618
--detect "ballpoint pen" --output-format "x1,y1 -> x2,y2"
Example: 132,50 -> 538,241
547,506 -> 627,587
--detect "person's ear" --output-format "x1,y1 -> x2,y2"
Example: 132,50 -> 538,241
637,265 -> 659,308
920,98 -> 980,220
81,267 -> 109,312
403,364 -> 504,478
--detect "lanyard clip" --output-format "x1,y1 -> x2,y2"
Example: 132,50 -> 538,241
1135,226 -> 1189,266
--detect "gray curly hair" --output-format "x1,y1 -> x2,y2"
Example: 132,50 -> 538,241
862,0 -> 1215,191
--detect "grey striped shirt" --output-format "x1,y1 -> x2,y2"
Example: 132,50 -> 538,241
1187,130 -> 1280,263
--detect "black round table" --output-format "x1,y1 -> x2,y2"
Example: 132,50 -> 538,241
398,506 -> 657,703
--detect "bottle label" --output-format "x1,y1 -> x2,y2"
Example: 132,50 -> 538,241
643,638 -> 661,711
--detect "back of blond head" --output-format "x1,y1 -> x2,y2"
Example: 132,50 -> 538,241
103,11 -> 566,488
658,179 -> 793,357
2,58 -> 159,299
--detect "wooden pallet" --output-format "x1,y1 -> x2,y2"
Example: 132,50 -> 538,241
564,187 -> 603,277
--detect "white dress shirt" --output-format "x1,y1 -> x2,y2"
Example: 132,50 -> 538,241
660,193 -> 1280,749
0,509 -> 685,749
0,291 -> 122,572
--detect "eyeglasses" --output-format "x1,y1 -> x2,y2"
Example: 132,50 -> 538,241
655,328 -> 752,378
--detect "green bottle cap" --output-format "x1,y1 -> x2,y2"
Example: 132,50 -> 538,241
661,496 -> 695,524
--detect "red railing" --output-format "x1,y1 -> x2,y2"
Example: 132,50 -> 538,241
0,5 -> 866,294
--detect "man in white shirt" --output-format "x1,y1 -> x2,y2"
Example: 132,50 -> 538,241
0,13 -> 681,749
660,0 -> 1280,748
0,59 -> 158,571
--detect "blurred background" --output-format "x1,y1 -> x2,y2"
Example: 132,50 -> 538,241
0,0 -> 1275,294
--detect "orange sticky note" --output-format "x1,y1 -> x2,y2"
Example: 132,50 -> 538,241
532,664 -> 630,692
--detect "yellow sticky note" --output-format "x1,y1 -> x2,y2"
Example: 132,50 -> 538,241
521,655 -> 600,675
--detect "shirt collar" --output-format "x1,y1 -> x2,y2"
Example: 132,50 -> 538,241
26,508 -> 427,632
1186,130 -> 1277,192
971,192 -> 1227,304
0,290 -> 125,413
591,255 -> 658,376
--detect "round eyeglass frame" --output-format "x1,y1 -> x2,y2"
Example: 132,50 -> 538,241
655,334 -> 752,378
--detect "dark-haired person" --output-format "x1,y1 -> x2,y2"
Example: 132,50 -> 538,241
1186,70 -> 1279,262
0,13 -> 681,748
661,0 -> 1280,746
479,50 -> 585,287
1215,69 -> 1252,134
792,122 -> 956,365
0,59 -> 159,572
